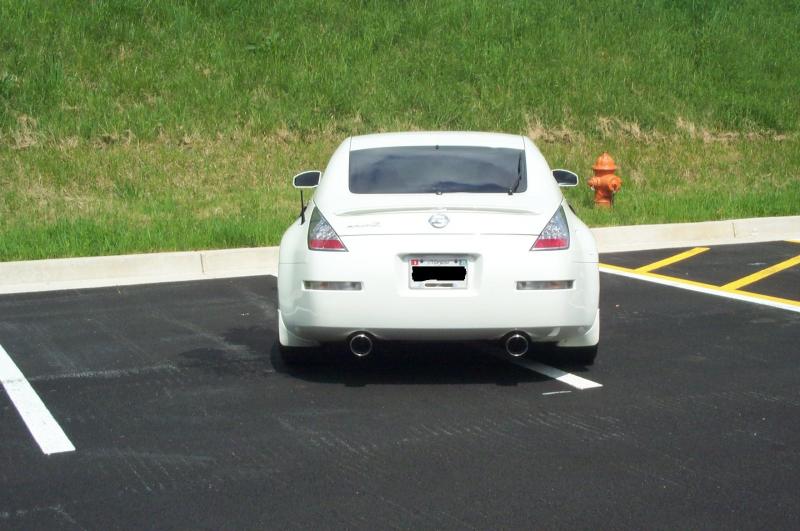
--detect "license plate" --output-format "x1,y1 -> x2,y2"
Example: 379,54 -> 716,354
409,257 -> 468,289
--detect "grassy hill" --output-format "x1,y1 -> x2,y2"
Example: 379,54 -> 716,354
1,0 -> 799,260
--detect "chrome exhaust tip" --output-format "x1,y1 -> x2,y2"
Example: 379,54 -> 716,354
505,332 -> 529,358
349,333 -> 373,358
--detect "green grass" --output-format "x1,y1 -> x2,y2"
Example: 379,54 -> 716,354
1,0 -> 799,260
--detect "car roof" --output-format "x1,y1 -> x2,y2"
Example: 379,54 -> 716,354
349,131 -> 524,151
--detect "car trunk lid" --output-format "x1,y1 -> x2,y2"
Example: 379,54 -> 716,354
328,204 -> 553,237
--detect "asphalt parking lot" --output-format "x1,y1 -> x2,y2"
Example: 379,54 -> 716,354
1,241 -> 799,530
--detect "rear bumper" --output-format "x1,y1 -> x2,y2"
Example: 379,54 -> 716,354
279,234 -> 598,344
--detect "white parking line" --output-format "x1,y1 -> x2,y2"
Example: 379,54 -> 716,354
0,343 -> 75,455
510,358 -> 603,390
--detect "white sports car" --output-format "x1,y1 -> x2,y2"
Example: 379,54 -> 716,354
278,132 -> 600,364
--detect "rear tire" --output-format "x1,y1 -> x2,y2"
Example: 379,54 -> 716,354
560,344 -> 598,366
278,344 -> 318,366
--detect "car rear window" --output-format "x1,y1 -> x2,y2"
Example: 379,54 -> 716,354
349,146 -> 526,194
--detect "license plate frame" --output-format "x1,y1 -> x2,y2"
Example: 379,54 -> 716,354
408,257 -> 468,289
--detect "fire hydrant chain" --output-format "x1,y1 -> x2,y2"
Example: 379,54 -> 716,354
587,152 -> 622,208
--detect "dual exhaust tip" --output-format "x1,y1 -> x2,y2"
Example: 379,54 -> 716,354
348,333 -> 373,357
504,332 -> 529,358
348,331 -> 530,359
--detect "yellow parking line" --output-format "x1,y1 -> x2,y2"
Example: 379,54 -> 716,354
721,254 -> 800,290
603,262 -> 725,290
634,247 -> 709,273
599,262 -> 800,309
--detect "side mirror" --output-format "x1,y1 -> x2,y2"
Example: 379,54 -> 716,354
292,171 -> 321,224
552,169 -> 579,187
293,170 -> 321,189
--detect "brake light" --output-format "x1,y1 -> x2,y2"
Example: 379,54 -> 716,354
531,206 -> 570,250
308,207 -> 347,251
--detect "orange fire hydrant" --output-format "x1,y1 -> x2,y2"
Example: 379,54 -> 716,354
587,152 -> 622,208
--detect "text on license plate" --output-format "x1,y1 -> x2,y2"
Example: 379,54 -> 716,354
409,257 -> 467,289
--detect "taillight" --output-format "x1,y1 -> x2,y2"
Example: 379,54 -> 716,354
531,205 -> 570,250
308,207 -> 347,251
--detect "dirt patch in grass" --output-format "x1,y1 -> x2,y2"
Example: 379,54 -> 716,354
2,129 -> 797,261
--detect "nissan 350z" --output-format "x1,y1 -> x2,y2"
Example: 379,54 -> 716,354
277,132 -> 600,364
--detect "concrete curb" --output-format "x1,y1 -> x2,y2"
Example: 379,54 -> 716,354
0,248 -> 279,295
592,215 -> 800,253
0,216 -> 797,295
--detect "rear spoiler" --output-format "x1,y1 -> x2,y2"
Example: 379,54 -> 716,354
335,206 -> 540,216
